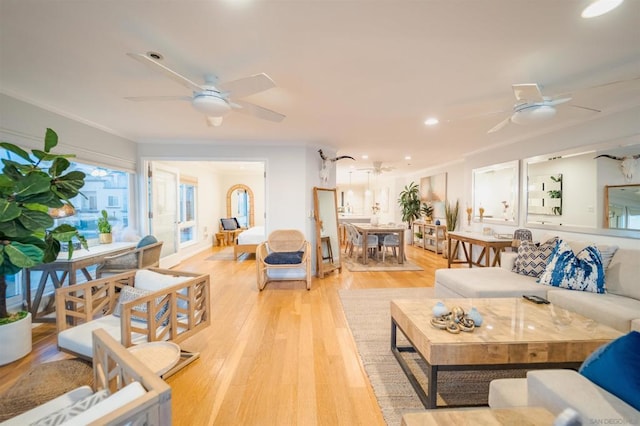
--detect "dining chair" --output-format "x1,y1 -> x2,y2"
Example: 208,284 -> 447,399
381,234 -> 400,261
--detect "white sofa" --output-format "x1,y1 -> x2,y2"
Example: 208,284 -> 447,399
434,246 -> 640,332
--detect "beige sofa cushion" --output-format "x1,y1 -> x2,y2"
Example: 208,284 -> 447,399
605,248 -> 640,300
435,267 -> 548,299
527,370 -> 639,424
547,290 -> 640,332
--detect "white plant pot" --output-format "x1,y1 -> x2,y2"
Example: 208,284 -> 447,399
0,312 -> 32,366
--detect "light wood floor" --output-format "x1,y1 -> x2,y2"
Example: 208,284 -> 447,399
0,244 -> 449,425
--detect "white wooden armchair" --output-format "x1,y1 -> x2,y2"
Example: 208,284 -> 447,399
2,329 -> 171,426
256,229 -> 312,291
56,268 -> 210,377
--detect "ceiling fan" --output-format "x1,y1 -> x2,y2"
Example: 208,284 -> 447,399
358,161 -> 395,175
126,52 -> 285,127
487,83 -> 601,134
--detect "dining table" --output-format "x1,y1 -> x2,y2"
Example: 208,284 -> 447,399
352,223 -> 405,265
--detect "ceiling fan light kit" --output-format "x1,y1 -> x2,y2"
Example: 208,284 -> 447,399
510,104 -> 557,125
191,93 -> 231,116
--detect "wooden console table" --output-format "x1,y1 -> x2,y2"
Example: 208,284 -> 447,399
447,231 -> 512,268
24,242 -> 136,322
413,222 -> 447,254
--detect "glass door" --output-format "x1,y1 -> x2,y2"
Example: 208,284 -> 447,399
150,163 -> 180,266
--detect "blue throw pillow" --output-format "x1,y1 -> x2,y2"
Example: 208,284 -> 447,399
537,239 -> 605,293
579,331 -> 640,410
264,251 -> 304,265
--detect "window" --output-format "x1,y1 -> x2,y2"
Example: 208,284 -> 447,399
1,146 -> 134,306
179,178 -> 197,245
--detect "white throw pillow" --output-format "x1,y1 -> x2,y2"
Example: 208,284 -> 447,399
134,269 -> 193,311
31,389 -> 109,426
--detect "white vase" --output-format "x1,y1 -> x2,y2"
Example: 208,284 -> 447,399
0,312 -> 32,365
370,215 -> 379,226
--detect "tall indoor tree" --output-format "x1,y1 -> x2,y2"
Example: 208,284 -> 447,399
0,128 -> 87,322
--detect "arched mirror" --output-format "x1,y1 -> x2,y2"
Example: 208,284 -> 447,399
314,187 -> 342,278
226,184 -> 254,228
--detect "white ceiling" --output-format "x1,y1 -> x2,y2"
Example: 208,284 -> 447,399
1,0 -> 639,184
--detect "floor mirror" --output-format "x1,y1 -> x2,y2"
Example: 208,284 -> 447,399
313,187 -> 342,278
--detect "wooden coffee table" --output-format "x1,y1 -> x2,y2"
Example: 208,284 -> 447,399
390,297 -> 623,409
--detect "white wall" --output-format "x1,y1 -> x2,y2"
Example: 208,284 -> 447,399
0,94 -> 137,171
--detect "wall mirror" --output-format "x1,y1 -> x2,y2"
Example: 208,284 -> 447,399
604,184 -> 640,230
525,141 -> 640,239
472,160 -> 519,224
226,184 -> 254,228
528,174 -> 563,216
313,187 -> 342,278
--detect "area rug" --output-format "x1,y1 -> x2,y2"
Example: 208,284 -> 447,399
339,287 -> 526,425
0,358 -> 93,421
343,257 -> 422,272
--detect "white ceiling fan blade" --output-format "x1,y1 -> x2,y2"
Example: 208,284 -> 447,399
217,73 -> 276,99
548,97 -> 572,106
233,100 -> 285,122
127,52 -> 203,93
125,95 -> 191,102
512,83 -> 544,102
487,116 -> 512,134
570,104 -> 602,113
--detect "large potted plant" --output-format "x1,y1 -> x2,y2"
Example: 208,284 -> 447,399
398,182 -> 422,245
443,199 -> 460,258
0,128 -> 87,365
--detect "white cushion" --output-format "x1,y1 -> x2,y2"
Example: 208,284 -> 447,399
488,378 -> 528,408
134,269 -> 192,310
57,315 -> 149,358
547,290 -> 640,332
62,381 -> 147,426
31,389 -> 109,425
527,370 -> 639,424
435,267 -> 548,299
134,269 -> 191,292
0,386 -> 93,426
605,249 -> 640,300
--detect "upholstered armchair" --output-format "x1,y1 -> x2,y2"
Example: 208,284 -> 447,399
256,229 -> 312,291
95,236 -> 162,278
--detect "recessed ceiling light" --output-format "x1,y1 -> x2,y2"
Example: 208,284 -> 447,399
581,0 -> 624,18
424,117 -> 439,126
404,156 -> 412,160
361,154 -> 369,159
147,51 -> 163,60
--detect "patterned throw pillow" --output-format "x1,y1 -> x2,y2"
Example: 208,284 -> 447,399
512,237 -> 558,277
538,239 -> 605,293
113,286 -> 169,323
32,389 -> 109,426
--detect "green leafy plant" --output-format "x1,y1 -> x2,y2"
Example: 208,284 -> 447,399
97,209 -> 112,234
414,232 -> 423,239
0,128 -> 87,321
444,199 -> 460,232
421,202 -> 434,219
398,182 -> 421,229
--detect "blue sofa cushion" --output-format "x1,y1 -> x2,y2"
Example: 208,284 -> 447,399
538,239 -> 605,293
264,251 -> 304,265
579,331 -> 640,410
